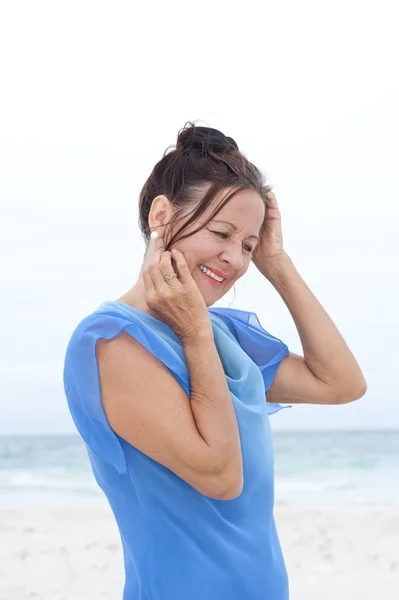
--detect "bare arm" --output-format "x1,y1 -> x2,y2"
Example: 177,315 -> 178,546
97,329 -> 243,501
182,332 -> 243,494
258,253 -> 367,401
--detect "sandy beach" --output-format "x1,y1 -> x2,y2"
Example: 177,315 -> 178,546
0,504 -> 397,600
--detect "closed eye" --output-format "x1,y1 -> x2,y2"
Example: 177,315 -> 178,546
211,230 -> 253,253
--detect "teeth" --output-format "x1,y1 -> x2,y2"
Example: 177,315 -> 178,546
199,264 -> 224,282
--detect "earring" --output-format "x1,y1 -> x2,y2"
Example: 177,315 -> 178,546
150,231 -> 159,240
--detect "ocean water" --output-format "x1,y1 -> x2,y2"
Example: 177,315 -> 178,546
0,431 -> 398,508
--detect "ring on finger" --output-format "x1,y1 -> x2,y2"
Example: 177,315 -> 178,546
164,273 -> 178,282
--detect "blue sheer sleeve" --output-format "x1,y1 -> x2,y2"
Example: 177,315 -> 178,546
63,310 -> 191,474
63,305 -> 291,475
209,307 -> 292,416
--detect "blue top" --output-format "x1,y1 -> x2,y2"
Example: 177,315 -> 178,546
63,300 -> 292,600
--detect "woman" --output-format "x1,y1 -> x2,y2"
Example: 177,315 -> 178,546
63,123 -> 367,599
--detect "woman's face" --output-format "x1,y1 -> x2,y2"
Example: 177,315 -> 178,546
169,188 -> 265,306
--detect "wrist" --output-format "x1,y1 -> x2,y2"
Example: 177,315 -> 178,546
181,327 -> 214,348
256,252 -> 294,283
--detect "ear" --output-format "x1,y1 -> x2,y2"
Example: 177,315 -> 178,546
148,195 -> 174,234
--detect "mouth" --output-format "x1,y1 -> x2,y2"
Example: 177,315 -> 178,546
198,264 -> 227,286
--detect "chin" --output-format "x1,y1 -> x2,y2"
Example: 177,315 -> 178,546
204,296 -> 216,308
193,269 -> 234,306
201,287 -> 229,308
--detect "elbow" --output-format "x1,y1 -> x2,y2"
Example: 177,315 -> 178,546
206,462 -> 244,501
213,480 -> 244,500
215,478 -> 244,501
337,378 -> 368,404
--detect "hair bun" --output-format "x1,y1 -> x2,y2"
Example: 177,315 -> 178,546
176,124 -> 239,153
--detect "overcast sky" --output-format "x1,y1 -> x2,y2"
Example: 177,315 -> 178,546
1,1 -> 397,434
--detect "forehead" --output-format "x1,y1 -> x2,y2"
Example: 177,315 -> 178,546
209,188 -> 265,227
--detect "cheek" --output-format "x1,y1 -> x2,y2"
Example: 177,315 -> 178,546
178,238 -> 216,268
225,265 -> 249,289
170,241 -> 200,266
237,259 -> 251,276
232,267 -> 248,285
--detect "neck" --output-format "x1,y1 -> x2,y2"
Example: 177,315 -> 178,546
115,273 -> 159,319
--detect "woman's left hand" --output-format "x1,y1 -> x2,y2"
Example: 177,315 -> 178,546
252,191 -> 286,268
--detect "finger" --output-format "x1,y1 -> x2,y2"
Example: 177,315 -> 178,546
142,269 -> 154,293
143,231 -> 165,269
144,233 -> 166,291
147,249 -> 174,291
170,249 -> 191,284
158,251 -> 179,286
142,265 -> 155,294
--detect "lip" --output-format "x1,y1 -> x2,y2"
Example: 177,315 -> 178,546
199,264 -> 230,279
199,267 -> 224,285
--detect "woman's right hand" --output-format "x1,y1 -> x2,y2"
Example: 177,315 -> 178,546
142,234 -> 213,344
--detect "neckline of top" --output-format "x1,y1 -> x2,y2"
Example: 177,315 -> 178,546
97,300 -> 221,329
97,300 -> 168,326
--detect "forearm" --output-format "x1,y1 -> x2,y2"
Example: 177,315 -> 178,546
183,333 -> 243,484
259,252 -> 367,394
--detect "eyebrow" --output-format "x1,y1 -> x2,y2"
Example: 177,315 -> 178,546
210,219 -> 260,241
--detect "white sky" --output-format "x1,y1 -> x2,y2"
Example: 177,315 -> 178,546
1,0 -> 398,434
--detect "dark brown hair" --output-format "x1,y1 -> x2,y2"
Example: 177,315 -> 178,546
138,121 -> 272,252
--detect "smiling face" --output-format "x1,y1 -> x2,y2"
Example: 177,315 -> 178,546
166,187 -> 265,306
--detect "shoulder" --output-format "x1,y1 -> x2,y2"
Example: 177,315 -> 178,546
209,307 -> 288,357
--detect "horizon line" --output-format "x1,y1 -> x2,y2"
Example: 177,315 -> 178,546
0,428 -> 398,438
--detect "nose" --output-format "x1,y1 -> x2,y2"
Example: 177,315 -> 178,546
219,241 -> 245,272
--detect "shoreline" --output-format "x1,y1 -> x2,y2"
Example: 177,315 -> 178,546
1,504 -> 398,599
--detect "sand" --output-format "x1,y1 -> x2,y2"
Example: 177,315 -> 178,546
0,504 -> 398,599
